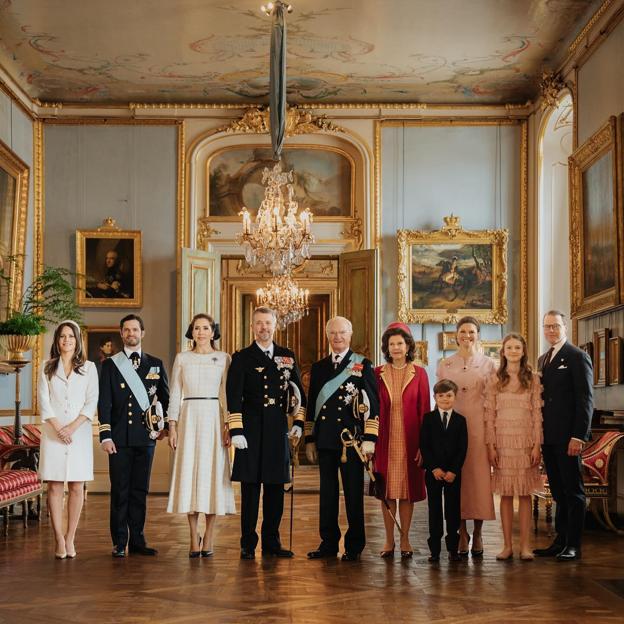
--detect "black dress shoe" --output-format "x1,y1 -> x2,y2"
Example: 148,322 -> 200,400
262,548 -> 294,558
341,552 -> 361,562
307,549 -> 337,559
556,546 -> 581,561
111,545 -> 126,558
240,548 -> 255,560
448,552 -> 462,562
128,544 -> 158,556
428,554 -> 440,563
533,543 -> 564,557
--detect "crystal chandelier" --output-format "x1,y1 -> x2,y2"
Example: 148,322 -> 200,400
256,272 -> 310,329
237,162 -> 314,275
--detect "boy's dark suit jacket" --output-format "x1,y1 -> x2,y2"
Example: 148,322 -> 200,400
419,409 -> 468,475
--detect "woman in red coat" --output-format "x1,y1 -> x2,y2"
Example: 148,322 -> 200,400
374,322 -> 430,558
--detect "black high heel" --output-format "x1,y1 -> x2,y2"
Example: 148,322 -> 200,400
189,536 -> 202,558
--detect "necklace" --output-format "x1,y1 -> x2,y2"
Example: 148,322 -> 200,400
391,362 -> 408,369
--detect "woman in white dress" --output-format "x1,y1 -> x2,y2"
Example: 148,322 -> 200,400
167,313 -> 235,557
38,320 -> 98,559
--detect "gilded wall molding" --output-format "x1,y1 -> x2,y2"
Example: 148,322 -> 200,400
196,218 -> 221,250
567,0 -> 615,55
340,218 -> 364,251
32,120 -> 44,416
215,106 -> 345,136
538,71 -> 567,111
520,119 -> 529,338
176,120 -> 187,352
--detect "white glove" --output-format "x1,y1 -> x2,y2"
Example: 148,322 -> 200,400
288,426 -> 302,440
231,435 -> 248,450
362,441 -> 375,457
305,442 -> 318,464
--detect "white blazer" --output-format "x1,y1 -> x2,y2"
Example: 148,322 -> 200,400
38,359 -> 98,482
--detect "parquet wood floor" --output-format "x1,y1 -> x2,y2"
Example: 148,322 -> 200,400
1,468 -> 623,623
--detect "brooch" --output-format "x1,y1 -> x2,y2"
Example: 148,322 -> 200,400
274,356 -> 294,370
348,363 -> 363,377
343,382 -> 358,404
148,385 -> 157,396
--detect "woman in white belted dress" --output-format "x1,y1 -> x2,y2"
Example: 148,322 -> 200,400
38,320 -> 98,559
167,313 -> 235,557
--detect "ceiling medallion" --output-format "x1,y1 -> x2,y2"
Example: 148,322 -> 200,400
256,273 -> 309,330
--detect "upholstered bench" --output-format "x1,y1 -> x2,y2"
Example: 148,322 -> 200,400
0,470 -> 42,536
0,425 -> 41,470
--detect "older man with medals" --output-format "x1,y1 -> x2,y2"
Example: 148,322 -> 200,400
226,306 -> 307,560
98,314 -> 169,558
305,316 -> 380,561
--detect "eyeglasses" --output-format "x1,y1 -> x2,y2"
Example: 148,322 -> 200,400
543,324 -> 562,331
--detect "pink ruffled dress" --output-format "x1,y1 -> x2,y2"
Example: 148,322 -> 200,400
484,372 -> 544,496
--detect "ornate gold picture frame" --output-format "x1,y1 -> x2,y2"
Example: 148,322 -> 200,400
0,139 -> 29,319
569,117 -> 620,318
76,218 -> 142,308
593,328 -> 610,387
397,215 -> 508,325
608,336 -> 623,385
414,340 -> 428,366
207,144 -> 355,221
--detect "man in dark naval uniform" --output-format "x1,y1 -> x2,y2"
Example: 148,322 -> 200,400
99,314 -> 169,557
226,306 -> 306,560
305,315 -> 379,561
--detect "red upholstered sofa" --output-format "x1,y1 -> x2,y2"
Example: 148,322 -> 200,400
0,425 -> 43,535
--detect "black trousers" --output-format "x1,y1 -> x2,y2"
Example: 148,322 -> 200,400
240,482 -> 285,551
317,448 -> 365,555
542,444 -> 586,548
108,445 -> 155,548
425,471 -> 461,555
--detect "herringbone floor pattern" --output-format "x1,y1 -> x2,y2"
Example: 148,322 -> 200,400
1,467 -> 622,623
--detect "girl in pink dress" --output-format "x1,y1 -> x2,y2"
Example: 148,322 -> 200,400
485,333 -> 543,561
437,316 -> 496,557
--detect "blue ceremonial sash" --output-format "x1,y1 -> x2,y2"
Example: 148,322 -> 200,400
111,352 -> 150,412
314,353 -> 365,421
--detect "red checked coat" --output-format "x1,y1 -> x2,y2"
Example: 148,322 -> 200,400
374,363 -> 430,503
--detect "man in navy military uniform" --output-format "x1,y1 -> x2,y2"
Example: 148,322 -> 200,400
305,316 -> 379,561
226,306 -> 306,559
99,314 -> 169,557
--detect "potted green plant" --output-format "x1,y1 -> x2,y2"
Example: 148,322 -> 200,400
0,258 -> 81,360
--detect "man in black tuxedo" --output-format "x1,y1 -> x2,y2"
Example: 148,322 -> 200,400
305,316 -> 379,561
226,306 -> 306,560
534,310 -> 593,561
420,379 -> 468,562
99,314 -> 169,557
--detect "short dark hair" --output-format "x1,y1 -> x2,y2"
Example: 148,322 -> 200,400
120,314 -> 144,331
381,327 -> 416,362
99,337 -> 112,348
543,309 -> 566,323
456,315 -> 481,333
433,379 -> 458,395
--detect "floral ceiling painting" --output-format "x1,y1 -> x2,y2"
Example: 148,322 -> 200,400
0,0 -> 601,104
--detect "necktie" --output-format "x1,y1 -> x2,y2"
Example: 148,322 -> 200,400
130,352 -> 140,370
334,354 -> 341,370
542,347 -> 554,369
265,350 -> 272,360
442,411 -> 448,430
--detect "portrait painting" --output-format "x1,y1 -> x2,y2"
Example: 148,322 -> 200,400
84,327 -> 123,377
76,219 -> 142,308
593,328 -> 610,387
480,340 -> 502,363
398,215 -> 508,325
208,145 -> 354,220
0,139 -> 29,319
570,117 -> 619,318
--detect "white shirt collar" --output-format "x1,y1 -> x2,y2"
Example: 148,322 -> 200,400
124,347 -> 142,359
548,338 -> 566,359
331,348 -> 350,361
256,342 -> 273,358
438,407 -> 453,421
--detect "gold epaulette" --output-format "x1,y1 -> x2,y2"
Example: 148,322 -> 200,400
364,417 -> 379,437
227,412 -> 243,430
304,421 -> 314,436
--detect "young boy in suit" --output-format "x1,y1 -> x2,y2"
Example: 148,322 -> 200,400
420,379 -> 468,562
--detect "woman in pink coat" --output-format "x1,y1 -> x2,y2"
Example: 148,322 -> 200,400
375,322 -> 430,558
436,316 -> 496,557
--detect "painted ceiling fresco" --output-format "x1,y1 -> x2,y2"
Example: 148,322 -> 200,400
0,0 -> 601,104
